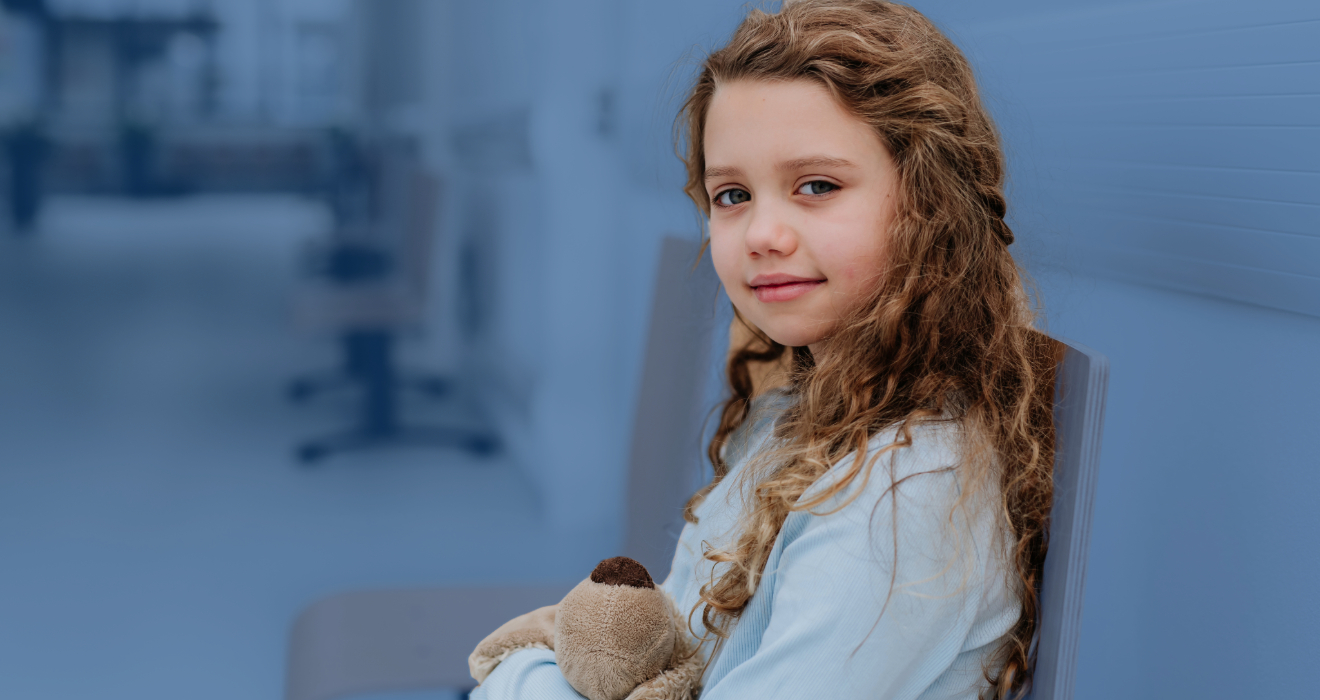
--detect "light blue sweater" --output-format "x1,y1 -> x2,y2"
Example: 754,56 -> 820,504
472,390 -> 1018,700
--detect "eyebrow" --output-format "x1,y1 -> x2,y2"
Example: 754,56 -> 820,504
703,156 -> 858,181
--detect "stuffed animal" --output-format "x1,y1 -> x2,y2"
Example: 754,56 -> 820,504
469,557 -> 706,700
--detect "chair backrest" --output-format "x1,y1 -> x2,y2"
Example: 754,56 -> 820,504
1029,336 -> 1109,700
621,236 -> 722,582
371,141 -> 439,302
400,167 -> 440,301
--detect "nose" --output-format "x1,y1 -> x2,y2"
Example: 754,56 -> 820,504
742,198 -> 797,259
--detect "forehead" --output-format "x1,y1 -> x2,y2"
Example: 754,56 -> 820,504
703,78 -> 885,168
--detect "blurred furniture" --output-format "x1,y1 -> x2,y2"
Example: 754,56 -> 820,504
4,123 -> 49,233
284,236 -> 722,700
1028,336 -> 1108,700
290,140 -> 498,462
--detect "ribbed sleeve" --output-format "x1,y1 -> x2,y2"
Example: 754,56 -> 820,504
468,648 -> 583,700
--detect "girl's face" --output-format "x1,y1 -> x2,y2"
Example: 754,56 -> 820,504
704,79 -> 899,355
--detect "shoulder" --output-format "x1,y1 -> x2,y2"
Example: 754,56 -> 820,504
787,418 -> 1005,565
720,386 -> 796,469
777,418 -> 1008,601
798,417 -> 969,510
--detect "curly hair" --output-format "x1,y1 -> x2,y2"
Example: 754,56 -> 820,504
675,2 -> 1056,698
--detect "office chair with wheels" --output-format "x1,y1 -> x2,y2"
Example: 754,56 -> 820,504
289,140 -> 499,462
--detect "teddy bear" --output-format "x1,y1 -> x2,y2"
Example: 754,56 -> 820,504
468,556 -> 707,700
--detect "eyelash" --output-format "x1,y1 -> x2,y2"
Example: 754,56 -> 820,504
712,180 -> 839,208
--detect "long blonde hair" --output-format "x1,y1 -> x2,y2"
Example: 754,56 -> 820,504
677,2 -> 1056,698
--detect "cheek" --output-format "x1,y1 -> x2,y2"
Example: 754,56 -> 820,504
822,229 -> 887,281
839,245 -> 886,281
709,231 -> 743,293
818,224 -> 889,297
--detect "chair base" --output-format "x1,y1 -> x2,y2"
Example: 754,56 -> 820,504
297,424 -> 500,464
288,370 -> 451,402
288,330 -> 453,403
290,329 -> 499,464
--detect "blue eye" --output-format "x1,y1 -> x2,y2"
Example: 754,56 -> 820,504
798,180 -> 838,195
714,189 -> 751,207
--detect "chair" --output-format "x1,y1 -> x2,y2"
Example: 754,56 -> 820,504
284,236 -> 723,700
1028,336 -> 1109,700
289,139 -> 499,462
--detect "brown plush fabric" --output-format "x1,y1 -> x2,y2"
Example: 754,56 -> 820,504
467,557 -> 706,700
590,556 -> 655,589
555,578 -> 675,700
468,604 -> 558,683
621,590 -> 704,700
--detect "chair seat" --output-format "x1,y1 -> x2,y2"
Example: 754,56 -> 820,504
291,281 -> 425,334
286,584 -> 575,700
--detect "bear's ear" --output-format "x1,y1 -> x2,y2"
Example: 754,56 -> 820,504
589,556 -> 654,589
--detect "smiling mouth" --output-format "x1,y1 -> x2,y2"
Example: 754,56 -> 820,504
751,279 -> 824,303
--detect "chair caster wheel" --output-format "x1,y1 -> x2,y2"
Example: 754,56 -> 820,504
298,445 -> 327,463
470,436 -> 499,456
418,378 -> 449,396
288,381 -> 315,402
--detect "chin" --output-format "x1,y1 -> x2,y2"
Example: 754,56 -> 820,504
757,323 -> 824,349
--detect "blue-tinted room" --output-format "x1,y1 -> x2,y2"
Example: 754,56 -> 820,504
0,1 -> 1316,699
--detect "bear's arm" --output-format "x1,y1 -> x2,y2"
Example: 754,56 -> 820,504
469,647 -> 587,700
469,605 -> 559,684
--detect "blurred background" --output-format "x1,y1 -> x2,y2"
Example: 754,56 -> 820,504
0,0 -> 1315,699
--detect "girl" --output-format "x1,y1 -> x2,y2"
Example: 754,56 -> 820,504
473,1 -> 1055,698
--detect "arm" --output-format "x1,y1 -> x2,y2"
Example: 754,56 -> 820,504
469,605 -> 559,683
700,440 -> 1013,699
468,648 -> 588,700
469,583 -> 702,700
467,604 -> 588,700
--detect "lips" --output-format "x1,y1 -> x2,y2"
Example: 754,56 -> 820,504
749,273 -> 825,303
